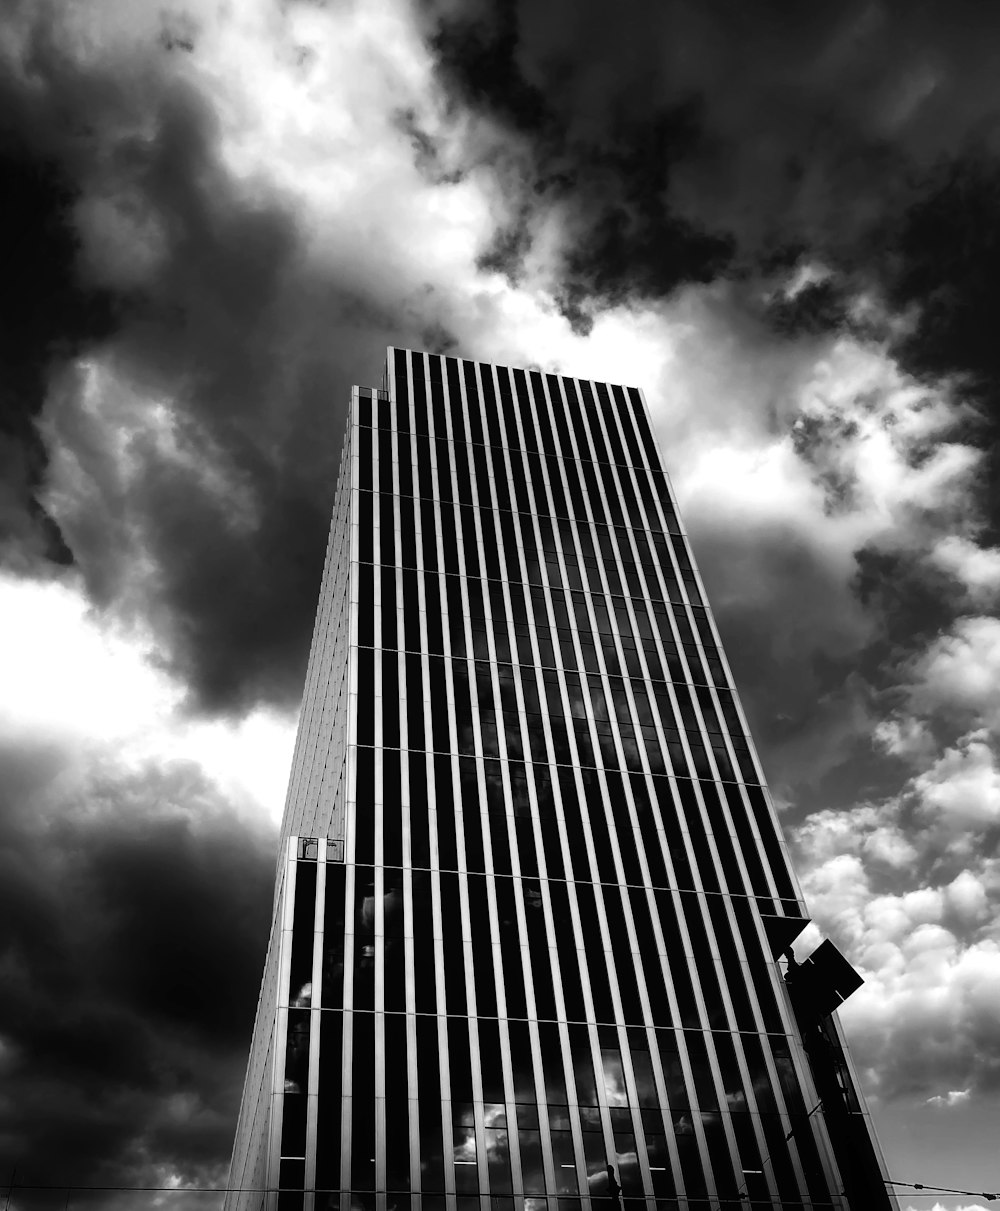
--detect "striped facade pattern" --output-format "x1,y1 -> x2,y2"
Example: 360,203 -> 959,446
226,348 -> 892,1211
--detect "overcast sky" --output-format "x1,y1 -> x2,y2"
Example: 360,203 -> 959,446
3,1 -> 1000,1209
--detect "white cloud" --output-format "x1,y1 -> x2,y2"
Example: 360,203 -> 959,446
795,801 -> 1000,1098
926,1088 -> 971,1108
0,571 -> 294,823
0,571 -> 177,746
914,734 -> 1000,831
905,618 -> 1000,730
905,1204 -> 993,1211
944,871 -> 990,924
875,715 -> 936,763
931,535 -> 1000,605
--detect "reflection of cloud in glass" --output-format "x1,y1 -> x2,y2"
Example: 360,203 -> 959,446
601,1048 -> 629,1107
484,1126 -> 510,1163
497,666 -> 518,708
525,884 -> 544,911
615,1145 -> 642,1195
621,735 -> 642,766
383,886 -> 403,931
586,1166 -> 610,1193
284,1012 -> 310,1092
358,885 -> 376,932
419,1146 -> 443,1176
453,1126 -> 477,1164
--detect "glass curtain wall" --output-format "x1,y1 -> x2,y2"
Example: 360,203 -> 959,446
230,348 -> 894,1211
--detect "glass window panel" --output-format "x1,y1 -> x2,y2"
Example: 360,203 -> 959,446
484,1126 -> 513,1194
416,1015 -> 445,1189
453,1123 -> 479,1193
671,1109 -> 707,1197
630,1044 -> 659,1109
449,1015 -> 474,1104
550,1127 -> 579,1194
496,878 -> 527,1017
383,751 -> 403,868
284,1008 -> 310,1094
480,1018 -> 505,1102
569,1024 -> 599,1105
601,1046 -> 629,1107
350,1011 -> 376,1188
352,868 -> 376,1011
470,876 -> 498,1016
322,863 -> 346,1009
520,1127 -> 547,1195
411,869 -> 436,1013
538,1021 -> 568,1104
509,1019 -> 536,1101
685,1030 -> 720,1111
645,1130 -> 675,1197
289,862 -> 317,1006
280,1092 -> 306,1159
613,1127 -> 643,1195
384,1014 -> 411,1189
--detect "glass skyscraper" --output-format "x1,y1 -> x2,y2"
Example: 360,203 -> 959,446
226,349 -> 896,1211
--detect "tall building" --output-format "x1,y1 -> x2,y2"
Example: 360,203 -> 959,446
226,349 -> 896,1211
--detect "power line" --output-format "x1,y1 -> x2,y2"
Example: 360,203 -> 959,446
7,1177 -> 1000,1203
886,1177 -> 1000,1201
0,1184 -> 859,1205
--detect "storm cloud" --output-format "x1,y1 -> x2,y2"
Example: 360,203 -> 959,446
3,0 -> 1000,1205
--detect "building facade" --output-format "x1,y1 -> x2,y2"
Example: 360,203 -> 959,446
226,349 -> 896,1211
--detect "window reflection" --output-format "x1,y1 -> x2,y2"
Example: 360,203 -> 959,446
612,1129 -> 643,1196
520,1127 -> 547,1195
453,1123 -> 479,1193
644,1126 -> 675,1198
353,870 -> 376,1011
580,1106 -> 610,1192
601,1047 -> 629,1107
480,1022 -> 505,1103
322,863 -> 346,1010
350,1011 -> 376,1190
289,862 -> 317,1006
284,1010 -> 310,1093
484,1126 -> 513,1194
629,1043 -> 659,1109
416,1015 -> 444,1190
549,1120 -> 578,1194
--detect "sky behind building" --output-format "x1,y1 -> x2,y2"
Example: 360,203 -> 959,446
2,2 -> 1000,1210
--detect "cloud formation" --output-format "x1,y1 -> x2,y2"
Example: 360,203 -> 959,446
0,739 -> 276,1202
2,0 -> 1000,1201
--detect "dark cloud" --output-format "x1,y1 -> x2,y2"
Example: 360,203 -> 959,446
882,157 -> 1000,543
0,137 -> 117,568
423,0 -> 1000,351
692,518 -> 877,806
0,24 -> 410,714
0,742 -> 275,1206
50,81 -> 376,713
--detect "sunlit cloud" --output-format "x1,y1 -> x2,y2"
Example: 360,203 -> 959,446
0,571 -> 294,822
